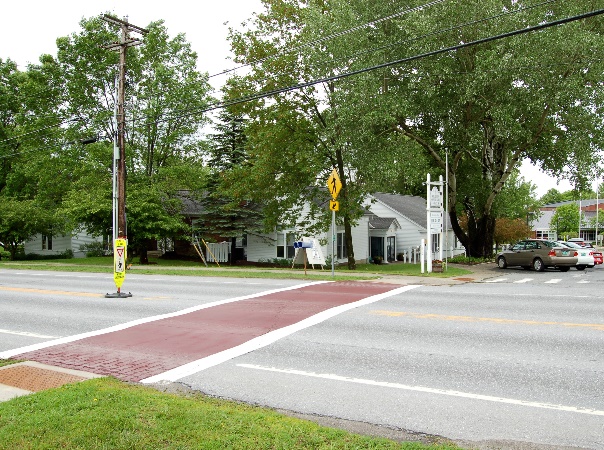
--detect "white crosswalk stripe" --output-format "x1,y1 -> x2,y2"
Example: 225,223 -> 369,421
514,278 -> 533,283
544,279 -> 562,284
485,278 -> 507,283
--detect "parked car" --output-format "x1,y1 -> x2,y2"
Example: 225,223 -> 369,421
556,241 -> 594,270
578,242 -> 603,265
567,238 -> 587,247
592,248 -> 603,265
496,239 -> 578,272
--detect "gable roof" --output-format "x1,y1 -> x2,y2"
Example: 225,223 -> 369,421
369,217 -> 399,230
371,193 -> 428,229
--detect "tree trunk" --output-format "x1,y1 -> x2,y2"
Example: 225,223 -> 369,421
344,215 -> 356,270
230,236 -> 237,266
139,239 -> 149,264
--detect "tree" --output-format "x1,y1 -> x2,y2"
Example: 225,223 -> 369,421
493,217 -> 531,250
550,203 -> 580,237
199,108 -> 263,264
227,1 -> 603,259
54,17 -> 213,260
225,0 -> 427,269
335,1 -> 604,257
0,56 -> 70,259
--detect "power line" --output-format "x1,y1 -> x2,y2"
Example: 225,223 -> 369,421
208,0 -> 447,79
159,8 -> 604,124
153,0 -> 565,125
2,6 -> 600,153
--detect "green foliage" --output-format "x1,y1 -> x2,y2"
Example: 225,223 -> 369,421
225,1 -> 603,260
79,241 -> 106,257
550,203 -> 580,235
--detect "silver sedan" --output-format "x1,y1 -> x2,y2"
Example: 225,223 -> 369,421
496,239 -> 578,272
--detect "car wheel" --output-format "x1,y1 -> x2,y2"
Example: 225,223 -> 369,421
532,258 -> 545,272
576,265 -> 586,271
559,266 -> 570,272
497,256 -> 507,269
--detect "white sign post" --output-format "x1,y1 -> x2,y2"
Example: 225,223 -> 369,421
426,174 -> 444,273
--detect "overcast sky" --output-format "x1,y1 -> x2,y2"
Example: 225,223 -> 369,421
1,0 -> 580,196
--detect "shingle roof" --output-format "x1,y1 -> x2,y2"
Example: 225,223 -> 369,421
371,193 -> 428,229
369,217 -> 397,230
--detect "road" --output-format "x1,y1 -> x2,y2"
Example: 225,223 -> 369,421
1,266 -> 603,449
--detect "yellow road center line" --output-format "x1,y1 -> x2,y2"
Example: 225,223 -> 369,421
370,310 -> 604,331
0,286 -> 104,298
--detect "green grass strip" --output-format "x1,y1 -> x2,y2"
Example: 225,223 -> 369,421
0,377 -> 458,449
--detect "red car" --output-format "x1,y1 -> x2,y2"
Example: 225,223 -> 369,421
592,249 -> 603,265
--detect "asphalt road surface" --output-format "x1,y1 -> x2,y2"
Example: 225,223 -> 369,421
1,266 -> 603,449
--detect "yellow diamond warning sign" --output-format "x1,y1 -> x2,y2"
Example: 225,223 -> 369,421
327,169 -> 342,200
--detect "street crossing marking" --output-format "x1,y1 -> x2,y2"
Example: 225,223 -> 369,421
514,278 -> 533,283
369,310 -> 604,331
0,329 -> 60,339
484,277 -> 590,285
238,364 -> 604,417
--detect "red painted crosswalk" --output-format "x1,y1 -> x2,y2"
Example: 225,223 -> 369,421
12,282 -> 403,382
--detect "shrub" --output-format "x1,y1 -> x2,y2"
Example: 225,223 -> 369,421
79,241 -> 106,257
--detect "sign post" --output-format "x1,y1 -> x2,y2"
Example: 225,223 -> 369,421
327,169 -> 342,276
105,237 -> 132,298
425,174 -> 444,273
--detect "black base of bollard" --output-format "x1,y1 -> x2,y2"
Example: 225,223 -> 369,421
105,291 -> 133,298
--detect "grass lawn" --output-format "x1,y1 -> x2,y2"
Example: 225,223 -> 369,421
0,377 -> 458,450
0,257 -> 473,280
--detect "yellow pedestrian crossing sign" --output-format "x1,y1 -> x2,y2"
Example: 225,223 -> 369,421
327,169 -> 342,200
329,200 -> 339,211
113,238 -> 127,289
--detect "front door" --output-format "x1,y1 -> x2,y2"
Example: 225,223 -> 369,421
371,237 -> 384,259
387,236 -> 396,262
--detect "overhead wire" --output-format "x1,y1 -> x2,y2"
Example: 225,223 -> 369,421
157,8 -> 604,125
208,0 -> 448,79
151,0 -> 568,126
1,4 -> 601,156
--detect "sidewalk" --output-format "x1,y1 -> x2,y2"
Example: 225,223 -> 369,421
372,262 -> 499,286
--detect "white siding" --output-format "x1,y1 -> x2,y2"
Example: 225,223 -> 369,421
24,233 -> 71,256
71,233 -> 104,258
246,233 -> 278,262
24,232 -> 104,258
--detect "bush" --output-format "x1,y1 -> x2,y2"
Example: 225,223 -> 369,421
79,241 -> 106,257
448,254 -> 492,265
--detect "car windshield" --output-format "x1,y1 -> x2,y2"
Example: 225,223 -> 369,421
560,242 -> 581,249
541,241 -> 558,248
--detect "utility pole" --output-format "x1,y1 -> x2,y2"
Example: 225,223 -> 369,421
101,15 -> 148,239
101,15 -> 147,298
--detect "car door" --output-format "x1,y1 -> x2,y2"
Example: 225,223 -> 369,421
506,241 -> 526,265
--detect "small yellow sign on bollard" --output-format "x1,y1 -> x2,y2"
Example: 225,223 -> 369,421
329,200 -> 339,211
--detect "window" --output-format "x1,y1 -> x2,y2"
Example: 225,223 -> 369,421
276,232 -> 295,258
337,232 -> 348,259
42,235 -> 52,251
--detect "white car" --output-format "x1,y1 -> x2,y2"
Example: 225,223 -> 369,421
557,241 -> 594,270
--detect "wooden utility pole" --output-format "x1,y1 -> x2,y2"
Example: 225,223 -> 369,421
101,15 -> 148,240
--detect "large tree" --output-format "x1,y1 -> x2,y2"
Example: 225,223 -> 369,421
0,56 -> 70,258
55,17 -> 213,259
225,0 -> 423,269
199,108 -> 263,264
227,0 -> 604,259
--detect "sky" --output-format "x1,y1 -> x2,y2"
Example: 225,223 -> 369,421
1,0 -> 581,197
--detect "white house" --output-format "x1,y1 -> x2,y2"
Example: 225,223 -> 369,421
244,192 -> 464,264
24,232 -> 104,258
